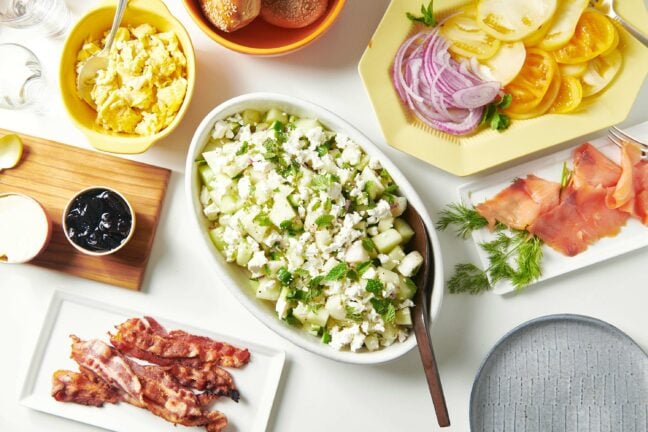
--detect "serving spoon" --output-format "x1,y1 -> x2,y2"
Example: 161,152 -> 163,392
77,0 -> 129,108
403,205 -> 450,427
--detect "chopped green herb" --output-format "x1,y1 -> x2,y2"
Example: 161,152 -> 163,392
321,328 -> 331,344
236,141 -> 249,155
406,0 -> 436,27
315,214 -> 334,228
370,298 -> 396,323
308,276 -> 324,290
279,220 -> 303,236
365,279 -> 384,295
311,201 -> 321,211
277,267 -> 293,286
323,198 -> 332,212
346,269 -> 359,282
324,262 -> 348,281
263,138 -> 281,160
345,305 -> 364,322
356,260 -> 373,275
362,238 -> 376,253
317,142 -> 330,157
253,212 -> 272,227
284,309 -> 301,327
482,93 -> 512,132
271,120 -> 284,132
498,93 -> 513,109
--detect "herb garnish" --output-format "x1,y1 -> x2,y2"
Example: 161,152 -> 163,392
253,212 -> 272,227
406,1 -> 436,27
365,278 -> 384,295
345,305 -> 364,322
370,298 -> 396,323
315,214 -> 334,228
362,238 -> 376,253
279,220 -> 303,236
324,262 -> 348,281
436,203 -> 490,239
277,267 -> 293,286
236,141 -> 249,155
482,93 -> 512,132
560,162 -> 572,189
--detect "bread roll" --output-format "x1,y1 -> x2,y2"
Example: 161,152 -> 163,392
260,0 -> 328,29
200,0 -> 261,32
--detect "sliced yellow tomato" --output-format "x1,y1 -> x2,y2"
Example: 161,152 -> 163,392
455,4 -> 477,18
559,62 -> 588,77
474,42 -> 527,86
441,14 -> 501,60
509,71 -> 562,119
538,0 -> 589,50
477,0 -> 558,42
581,49 -> 622,97
504,48 -> 557,114
600,22 -> 619,56
523,19 -> 553,47
550,75 -> 583,113
553,10 -> 616,64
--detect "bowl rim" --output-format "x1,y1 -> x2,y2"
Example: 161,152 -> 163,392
184,92 -> 445,364
181,0 -> 346,56
58,0 -> 196,153
61,186 -> 136,257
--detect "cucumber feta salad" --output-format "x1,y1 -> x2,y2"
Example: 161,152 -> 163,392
197,108 -> 423,351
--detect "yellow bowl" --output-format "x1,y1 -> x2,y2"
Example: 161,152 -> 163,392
182,0 -> 346,56
359,0 -> 648,176
59,0 -> 196,154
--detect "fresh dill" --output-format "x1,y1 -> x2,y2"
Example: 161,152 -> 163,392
435,202 -> 489,239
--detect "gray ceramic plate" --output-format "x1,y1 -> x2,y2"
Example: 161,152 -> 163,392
470,314 -> 648,432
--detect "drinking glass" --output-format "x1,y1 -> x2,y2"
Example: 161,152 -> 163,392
0,43 -> 46,110
0,0 -> 70,37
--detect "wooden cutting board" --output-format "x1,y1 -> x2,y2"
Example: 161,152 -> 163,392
0,129 -> 171,290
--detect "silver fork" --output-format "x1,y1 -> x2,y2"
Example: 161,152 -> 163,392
607,126 -> 648,160
590,0 -> 648,48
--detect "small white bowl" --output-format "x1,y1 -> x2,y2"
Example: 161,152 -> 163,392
62,186 -> 136,256
185,93 -> 445,364
0,193 -> 52,263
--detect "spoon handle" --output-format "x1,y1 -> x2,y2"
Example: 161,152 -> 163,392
414,288 -> 450,427
105,0 -> 129,51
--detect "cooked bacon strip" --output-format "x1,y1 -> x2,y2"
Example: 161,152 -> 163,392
67,337 -> 228,432
52,369 -> 119,407
476,175 -> 560,230
529,183 -> 630,256
110,317 -> 250,368
572,143 -> 622,188
169,362 -> 240,402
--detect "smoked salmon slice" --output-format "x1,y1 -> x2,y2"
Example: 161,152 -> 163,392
572,143 -> 621,188
476,175 -> 560,231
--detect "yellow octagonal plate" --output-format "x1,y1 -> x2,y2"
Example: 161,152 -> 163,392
359,0 -> 648,176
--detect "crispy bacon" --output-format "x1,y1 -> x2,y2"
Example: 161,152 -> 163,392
529,183 -> 630,256
168,362 -> 240,402
110,317 -> 250,368
66,336 -> 228,432
52,369 -> 119,407
572,143 -> 622,188
475,175 -> 561,230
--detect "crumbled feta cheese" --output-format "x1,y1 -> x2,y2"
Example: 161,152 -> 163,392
211,120 -> 230,139
341,144 -> 362,166
247,251 -> 268,278
368,157 -> 382,170
237,176 -> 251,199
367,200 -> 392,224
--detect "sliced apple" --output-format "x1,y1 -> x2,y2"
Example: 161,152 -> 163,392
0,134 -> 23,171
0,194 -> 52,263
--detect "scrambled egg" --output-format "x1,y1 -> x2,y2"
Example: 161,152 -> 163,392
76,24 -> 188,136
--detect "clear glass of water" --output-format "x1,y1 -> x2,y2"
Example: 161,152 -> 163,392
0,43 -> 46,110
0,0 -> 70,37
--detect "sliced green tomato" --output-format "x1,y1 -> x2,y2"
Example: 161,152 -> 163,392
441,14 -> 501,60
476,0 -> 558,41
581,49 -> 622,97
559,62 -> 588,77
475,42 -> 527,86
0,134 -> 23,170
538,0 -> 589,50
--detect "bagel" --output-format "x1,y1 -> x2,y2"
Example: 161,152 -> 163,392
260,0 -> 328,29
200,0 -> 261,32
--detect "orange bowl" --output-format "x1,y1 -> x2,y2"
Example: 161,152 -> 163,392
182,0 -> 346,56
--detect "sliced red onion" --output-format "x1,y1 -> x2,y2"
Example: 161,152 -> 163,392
392,26 -> 501,136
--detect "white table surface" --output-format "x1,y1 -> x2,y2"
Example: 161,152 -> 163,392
1,1 -> 647,431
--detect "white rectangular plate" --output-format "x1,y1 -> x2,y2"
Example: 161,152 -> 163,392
20,291 -> 285,432
458,123 -> 648,295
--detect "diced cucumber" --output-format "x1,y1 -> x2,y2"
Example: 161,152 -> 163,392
382,324 -> 398,346
394,218 -> 415,243
198,164 -> 216,185
236,242 -> 253,266
397,276 -> 417,300
308,324 -> 322,336
362,167 -> 385,200
315,230 -> 331,249
243,217 -> 269,244
390,196 -> 407,217
256,277 -> 281,301
372,228 -> 403,253
255,122 -> 270,131
305,308 -> 329,328
357,154 -> 370,170
202,140 -> 222,153
389,246 -> 406,263
209,227 -> 226,251
325,294 -> 346,320
377,217 -> 394,233
269,196 -> 297,227
292,303 -> 309,323
200,186 -> 211,206
395,307 -> 412,326
218,194 -> 239,214
287,193 -> 300,208
203,203 -> 220,221
241,109 -> 262,125
345,241 -> 370,263
222,155 -> 250,178
377,267 -> 400,286
397,251 -> 423,277
264,108 -> 288,124
276,286 -> 291,319
365,334 -> 379,351
294,118 -> 321,130
266,260 -> 284,276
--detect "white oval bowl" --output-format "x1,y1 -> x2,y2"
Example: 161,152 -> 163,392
185,93 -> 444,364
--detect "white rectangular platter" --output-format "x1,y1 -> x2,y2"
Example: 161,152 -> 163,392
20,290 -> 286,432
458,122 -> 648,295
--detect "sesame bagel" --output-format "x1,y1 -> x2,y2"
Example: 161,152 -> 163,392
200,0 -> 261,32
260,0 -> 328,29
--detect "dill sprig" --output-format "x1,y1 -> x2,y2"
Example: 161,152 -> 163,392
438,203 -> 544,294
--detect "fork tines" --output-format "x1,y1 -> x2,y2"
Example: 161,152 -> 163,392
607,126 -> 648,159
